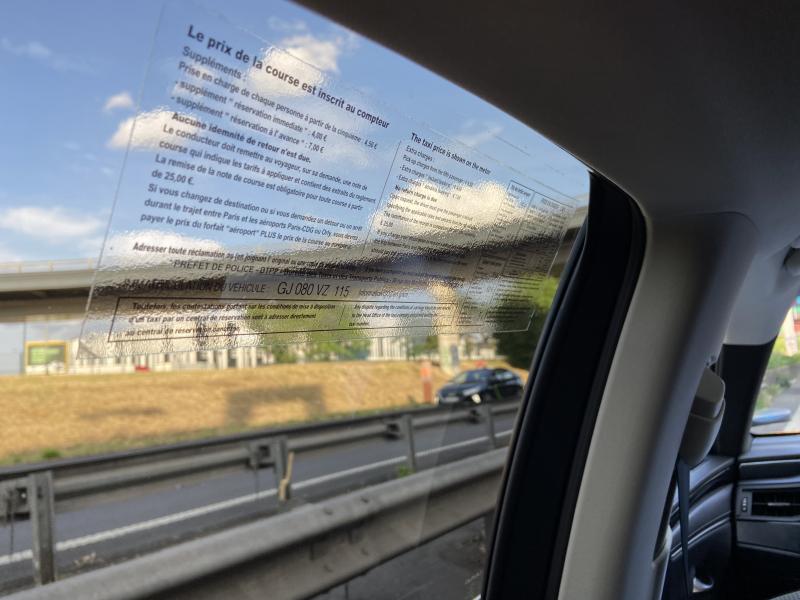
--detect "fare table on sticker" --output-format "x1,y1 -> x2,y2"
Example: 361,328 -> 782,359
80,2 -> 576,357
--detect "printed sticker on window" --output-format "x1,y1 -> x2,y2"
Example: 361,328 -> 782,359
80,1 -> 579,357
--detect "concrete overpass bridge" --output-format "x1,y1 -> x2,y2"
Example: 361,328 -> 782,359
0,205 -> 585,323
0,259 -> 95,322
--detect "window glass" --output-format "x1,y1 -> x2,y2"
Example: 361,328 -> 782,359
751,302 -> 800,435
451,370 -> 491,384
0,0 -> 588,596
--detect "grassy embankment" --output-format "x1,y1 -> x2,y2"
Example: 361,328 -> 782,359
0,360 -> 525,465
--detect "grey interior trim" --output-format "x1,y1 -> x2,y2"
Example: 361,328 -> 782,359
679,369 -> 726,468
670,517 -> 731,560
296,2 -> 800,348
650,526 -> 672,600
738,522 -> 800,557
559,212 -> 757,599
725,248 -> 800,345
667,457 -> 734,524
740,459 -> 800,480
288,3 -> 800,597
742,434 -> 800,462
670,484 -> 733,557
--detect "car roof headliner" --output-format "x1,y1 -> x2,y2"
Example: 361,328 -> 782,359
297,0 -> 800,344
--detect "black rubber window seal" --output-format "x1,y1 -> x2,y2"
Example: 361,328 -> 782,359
483,173 -> 646,600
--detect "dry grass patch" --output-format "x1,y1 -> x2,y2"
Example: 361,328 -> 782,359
0,360 -> 524,464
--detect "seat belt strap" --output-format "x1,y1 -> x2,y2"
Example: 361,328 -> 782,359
676,458 -> 692,598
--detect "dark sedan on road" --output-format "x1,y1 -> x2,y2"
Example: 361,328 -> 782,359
435,368 -> 523,405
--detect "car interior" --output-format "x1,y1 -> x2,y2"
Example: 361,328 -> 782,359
3,2 -> 800,600
295,2 -> 800,599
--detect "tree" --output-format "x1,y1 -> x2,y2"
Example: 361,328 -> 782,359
246,298 -> 369,364
464,336 -> 475,359
306,339 -> 370,362
408,335 -> 438,359
268,344 -> 297,364
495,276 -> 559,369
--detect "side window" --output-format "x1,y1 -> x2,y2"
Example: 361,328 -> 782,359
493,369 -> 513,381
0,1 -> 588,597
751,302 -> 800,435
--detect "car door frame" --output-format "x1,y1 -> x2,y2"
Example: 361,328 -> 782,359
483,173 -> 646,599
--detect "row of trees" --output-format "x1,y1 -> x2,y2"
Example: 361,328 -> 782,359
264,339 -> 371,364
495,276 -> 559,369
252,276 -> 560,368
263,335 -> 440,364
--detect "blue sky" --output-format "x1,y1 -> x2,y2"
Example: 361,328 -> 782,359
0,0 -> 589,371
0,0 -> 588,264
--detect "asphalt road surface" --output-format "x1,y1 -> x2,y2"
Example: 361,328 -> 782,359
0,408 -> 517,595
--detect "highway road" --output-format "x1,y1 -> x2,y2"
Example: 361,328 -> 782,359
0,407 -> 517,595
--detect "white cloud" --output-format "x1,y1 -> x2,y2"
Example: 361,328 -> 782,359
1,38 -> 51,60
107,117 -> 135,149
0,243 -> 21,263
0,206 -> 104,241
103,91 -> 134,112
281,34 -> 344,73
107,110 -> 198,150
248,46 -> 324,98
170,64 -> 214,98
247,32 -> 355,98
1,37 -> 92,73
78,236 -> 105,256
103,230 -> 225,266
268,17 -> 308,33
375,179 -> 508,246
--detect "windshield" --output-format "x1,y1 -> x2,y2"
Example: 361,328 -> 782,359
0,0 -> 589,596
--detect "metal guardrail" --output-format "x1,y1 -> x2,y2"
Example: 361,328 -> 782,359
0,400 -> 517,482
5,448 -> 506,600
0,400 -> 519,587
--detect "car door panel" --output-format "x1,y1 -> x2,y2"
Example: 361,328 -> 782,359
662,456 -> 735,600
734,436 -> 800,599
664,485 -> 733,599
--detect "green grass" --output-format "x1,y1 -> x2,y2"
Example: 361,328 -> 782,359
767,350 -> 800,370
396,465 -> 414,478
0,404 -> 427,466
0,358 -> 527,466
756,377 -> 793,411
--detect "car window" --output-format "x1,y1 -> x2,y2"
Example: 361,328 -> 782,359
451,370 -> 491,384
490,369 -> 508,381
751,303 -> 800,435
0,0 -> 588,596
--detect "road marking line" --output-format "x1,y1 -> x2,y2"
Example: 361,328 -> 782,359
418,428 -> 512,457
294,456 -> 406,489
0,431 -> 512,567
0,488 -> 279,566
0,550 -> 30,567
59,487 -> 278,551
